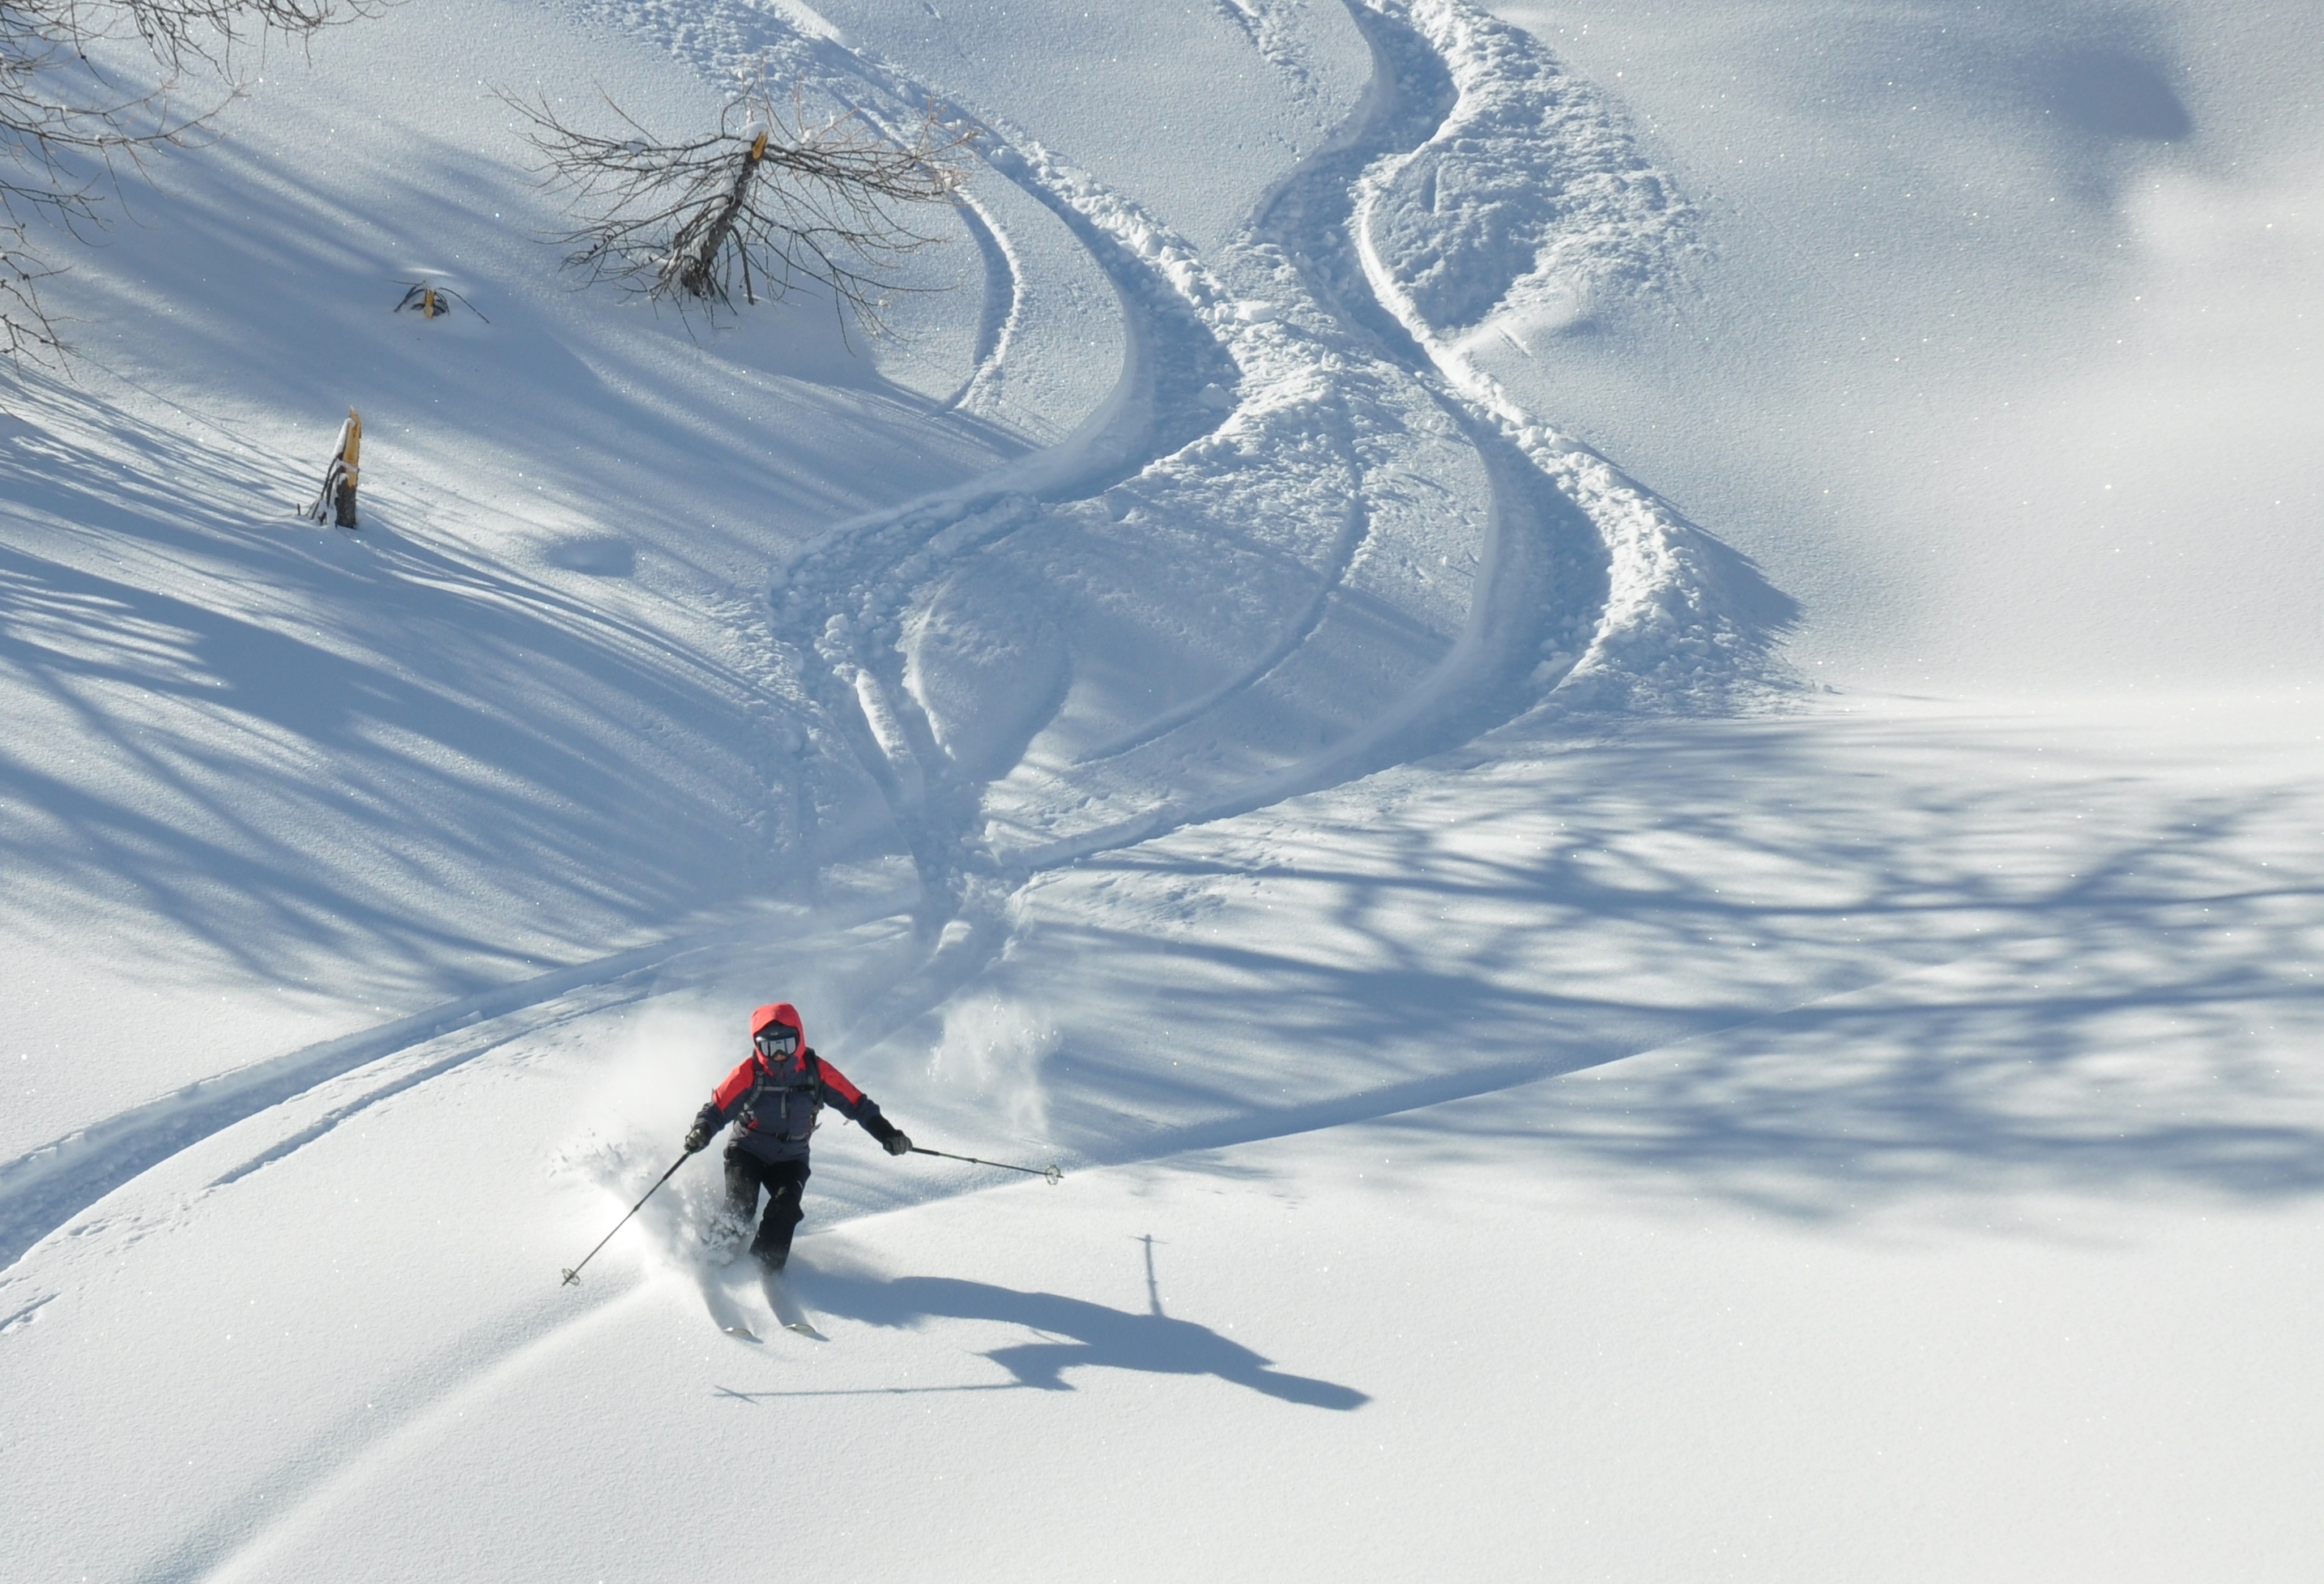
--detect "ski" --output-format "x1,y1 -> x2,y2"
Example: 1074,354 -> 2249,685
699,1263 -> 764,1341
763,1270 -> 826,1340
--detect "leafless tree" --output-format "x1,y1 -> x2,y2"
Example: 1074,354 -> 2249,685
507,76 -> 974,335
1,0 -> 365,363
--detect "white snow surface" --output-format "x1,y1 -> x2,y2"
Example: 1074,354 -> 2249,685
3,0 -> 2322,1578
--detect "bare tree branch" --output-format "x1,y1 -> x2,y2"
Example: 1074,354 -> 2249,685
1,0 -> 369,364
506,72 -> 975,338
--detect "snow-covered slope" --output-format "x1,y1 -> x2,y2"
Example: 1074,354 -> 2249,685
4,0 -> 2322,1578
1482,0 -> 2324,692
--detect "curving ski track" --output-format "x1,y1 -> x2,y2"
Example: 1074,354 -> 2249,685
0,1 -> 1789,1284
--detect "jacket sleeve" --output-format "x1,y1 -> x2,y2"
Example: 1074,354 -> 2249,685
810,1054 -> 898,1144
694,1054 -> 761,1139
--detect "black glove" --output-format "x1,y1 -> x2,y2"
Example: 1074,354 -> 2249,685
684,1101 -> 723,1156
884,1129 -> 913,1157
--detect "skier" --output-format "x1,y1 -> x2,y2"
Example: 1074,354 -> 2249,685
684,1002 -> 912,1271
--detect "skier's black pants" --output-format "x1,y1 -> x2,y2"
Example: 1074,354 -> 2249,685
724,1150 -> 811,1269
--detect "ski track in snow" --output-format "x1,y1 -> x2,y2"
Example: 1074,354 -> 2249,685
0,892 -> 920,1271
0,0 -> 1794,1294
582,0 -> 1795,1019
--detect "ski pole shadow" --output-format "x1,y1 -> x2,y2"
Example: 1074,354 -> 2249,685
795,1266 -> 1369,1411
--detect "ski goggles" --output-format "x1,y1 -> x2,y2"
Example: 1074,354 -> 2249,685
756,1027 -> 801,1056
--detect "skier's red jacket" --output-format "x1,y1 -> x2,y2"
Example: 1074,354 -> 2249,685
693,1003 -> 896,1164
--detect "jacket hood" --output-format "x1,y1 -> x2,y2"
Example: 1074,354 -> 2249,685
749,1002 -> 804,1044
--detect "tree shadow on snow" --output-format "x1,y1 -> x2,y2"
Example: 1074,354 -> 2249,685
995,709 -> 2324,1222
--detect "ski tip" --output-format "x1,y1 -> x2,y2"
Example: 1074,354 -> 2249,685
723,1325 -> 762,1342
785,1322 -> 828,1341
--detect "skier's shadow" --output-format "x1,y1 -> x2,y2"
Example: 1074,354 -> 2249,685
797,1261 -> 1368,1411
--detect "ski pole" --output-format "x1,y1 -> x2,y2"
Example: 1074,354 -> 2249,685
561,1148 -> 692,1285
909,1145 -> 1063,1186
